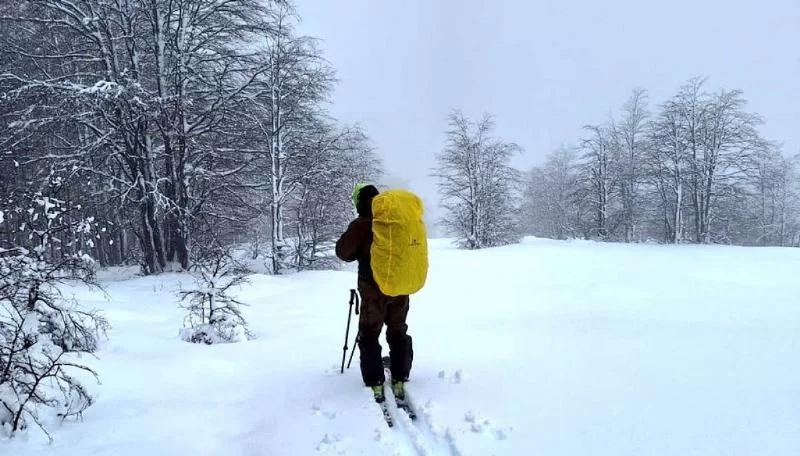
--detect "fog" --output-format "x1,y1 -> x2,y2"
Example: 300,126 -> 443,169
294,0 -> 800,234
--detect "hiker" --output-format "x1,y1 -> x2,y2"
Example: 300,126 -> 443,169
335,184 -> 414,402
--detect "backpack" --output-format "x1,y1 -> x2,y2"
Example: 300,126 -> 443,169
370,189 -> 429,296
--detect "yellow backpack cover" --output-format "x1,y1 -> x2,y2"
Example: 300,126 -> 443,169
370,189 -> 429,296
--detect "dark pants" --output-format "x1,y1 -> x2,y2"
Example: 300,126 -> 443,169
357,280 -> 413,387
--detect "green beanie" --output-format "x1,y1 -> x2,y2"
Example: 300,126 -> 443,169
352,182 -> 369,208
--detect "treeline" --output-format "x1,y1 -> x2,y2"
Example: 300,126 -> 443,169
0,0 -> 381,275
522,78 -> 800,246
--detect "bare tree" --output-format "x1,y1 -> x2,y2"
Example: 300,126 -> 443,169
695,84 -> 764,242
743,149 -> 800,246
648,95 -> 691,243
577,124 -> 617,240
287,124 -> 382,270
522,146 -> 581,239
244,4 -> 339,273
433,110 -> 522,249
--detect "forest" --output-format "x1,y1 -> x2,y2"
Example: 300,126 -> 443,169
2,0 -> 797,282
521,82 -> 799,246
0,0 -> 381,277
434,84 -> 799,249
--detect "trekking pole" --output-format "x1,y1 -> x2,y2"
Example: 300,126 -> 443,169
346,290 -> 360,369
340,289 -> 360,374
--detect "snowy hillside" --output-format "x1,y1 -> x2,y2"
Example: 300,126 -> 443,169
6,238 -> 800,456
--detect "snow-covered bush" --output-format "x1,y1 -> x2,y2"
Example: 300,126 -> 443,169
0,194 -> 108,440
178,249 -> 252,344
0,253 -> 108,439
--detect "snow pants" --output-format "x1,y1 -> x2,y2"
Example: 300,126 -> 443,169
357,279 -> 413,387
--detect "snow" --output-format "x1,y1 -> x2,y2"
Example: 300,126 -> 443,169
4,238 -> 800,455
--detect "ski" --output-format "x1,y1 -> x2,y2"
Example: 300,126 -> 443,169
377,399 -> 394,427
371,379 -> 394,427
382,356 -> 417,421
395,397 -> 417,420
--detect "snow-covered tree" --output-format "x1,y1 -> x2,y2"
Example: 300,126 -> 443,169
433,111 -> 522,249
576,124 -> 617,240
522,146 -> 581,239
738,150 -> 800,246
525,77 -> 792,246
612,89 -> 651,242
0,0 -> 281,273
286,124 -> 382,270
689,79 -> 764,243
178,248 -> 251,345
241,6 -> 382,273
647,92 -> 693,243
645,77 -> 767,244
244,5 -> 337,274
0,0 -> 381,275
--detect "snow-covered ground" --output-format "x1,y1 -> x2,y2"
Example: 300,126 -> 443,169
6,238 -> 800,455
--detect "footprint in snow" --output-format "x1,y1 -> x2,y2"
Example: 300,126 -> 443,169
373,428 -> 406,456
437,369 -> 467,384
464,410 -> 512,441
415,400 -> 448,436
316,433 -> 346,453
311,403 -> 336,420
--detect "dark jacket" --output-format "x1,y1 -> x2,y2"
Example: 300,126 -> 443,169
336,184 -> 380,285
335,215 -> 375,284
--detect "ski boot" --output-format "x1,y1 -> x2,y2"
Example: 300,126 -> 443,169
391,378 -> 416,419
371,384 -> 386,403
391,379 -> 406,401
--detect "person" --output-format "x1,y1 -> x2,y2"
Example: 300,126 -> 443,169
335,183 -> 413,403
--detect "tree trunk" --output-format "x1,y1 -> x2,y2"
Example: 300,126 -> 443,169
139,194 -> 165,275
673,173 -> 683,244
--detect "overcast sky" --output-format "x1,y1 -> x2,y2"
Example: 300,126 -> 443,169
294,0 -> 800,233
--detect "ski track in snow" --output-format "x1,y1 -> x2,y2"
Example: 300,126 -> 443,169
313,371 -> 469,456
389,390 -> 461,456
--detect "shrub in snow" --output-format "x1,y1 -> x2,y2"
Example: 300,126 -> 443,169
179,313 -> 249,345
178,249 -> 252,344
0,194 -> 108,440
0,253 -> 108,440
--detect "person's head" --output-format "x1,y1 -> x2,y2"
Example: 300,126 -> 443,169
352,183 -> 379,217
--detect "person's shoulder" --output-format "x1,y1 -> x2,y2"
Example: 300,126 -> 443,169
354,215 -> 372,225
344,216 -> 370,230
